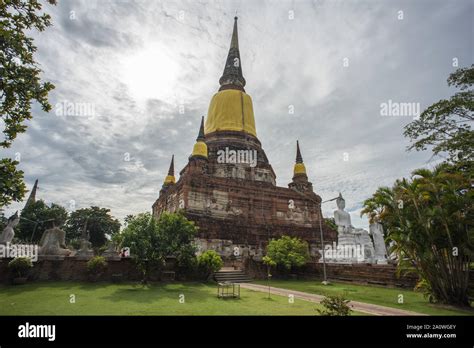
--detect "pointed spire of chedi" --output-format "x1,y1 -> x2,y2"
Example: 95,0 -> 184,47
197,116 -> 205,141
296,140 -> 303,163
191,116 -> 208,159
219,16 -> 246,91
24,179 -> 38,210
205,17 -> 257,137
293,140 -> 307,177
163,155 -> 176,186
168,155 -> 175,176
289,140 -> 312,193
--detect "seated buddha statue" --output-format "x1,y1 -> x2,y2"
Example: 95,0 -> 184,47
334,193 -> 353,234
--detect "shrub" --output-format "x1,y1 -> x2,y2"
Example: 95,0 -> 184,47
198,250 -> 223,278
415,278 -> 436,303
266,235 -> 310,272
8,257 -> 33,278
316,294 -> 352,316
86,256 -> 108,275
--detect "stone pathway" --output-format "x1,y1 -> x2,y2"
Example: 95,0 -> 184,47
241,283 -> 426,316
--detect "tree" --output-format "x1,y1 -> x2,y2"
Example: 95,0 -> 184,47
119,212 -> 198,283
119,213 -> 159,283
0,159 -> 26,208
156,211 -> 198,270
197,250 -> 223,279
17,199 -> 68,242
65,207 -> 121,248
362,66 -> 473,307
266,235 -> 310,272
404,65 -> 473,165
262,255 -> 276,299
361,163 -> 472,306
0,0 -> 56,207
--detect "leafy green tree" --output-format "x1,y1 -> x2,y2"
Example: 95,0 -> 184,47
0,159 -> 26,208
124,214 -> 135,226
266,235 -> 310,272
65,207 -> 121,248
119,212 -> 198,283
262,255 -> 276,268
361,163 -> 472,306
156,211 -> 198,270
363,66 -> 473,307
197,250 -> 223,278
316,294 -> 352,316
119,212 -> 159,283
404,65 -> 473,165
17,199 -> 68,242
1,0 -> 56,207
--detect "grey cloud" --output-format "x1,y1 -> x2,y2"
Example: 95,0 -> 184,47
3,0 -> 472,230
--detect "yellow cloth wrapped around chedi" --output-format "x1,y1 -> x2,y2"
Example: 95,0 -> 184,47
205,89 -> 257,137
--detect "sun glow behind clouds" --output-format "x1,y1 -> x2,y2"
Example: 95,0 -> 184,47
120,45 -> 180,101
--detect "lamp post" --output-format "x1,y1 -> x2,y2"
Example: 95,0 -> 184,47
318,196 -> 340,285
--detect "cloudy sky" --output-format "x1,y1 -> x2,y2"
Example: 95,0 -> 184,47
3,0 -> 473,228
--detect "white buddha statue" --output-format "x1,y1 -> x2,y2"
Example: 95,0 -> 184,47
334,193 -> 353,233
0,212 -> 19,245
332,193 -> 375,263
332,193 -> 357,260
370,222 -> 388,264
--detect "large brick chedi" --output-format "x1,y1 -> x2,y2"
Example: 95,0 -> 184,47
152,17 -> 336,260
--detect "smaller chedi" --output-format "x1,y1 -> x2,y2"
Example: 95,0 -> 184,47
322,193 -> 375,263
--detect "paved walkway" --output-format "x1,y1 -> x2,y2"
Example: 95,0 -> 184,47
241,283 -> 426,316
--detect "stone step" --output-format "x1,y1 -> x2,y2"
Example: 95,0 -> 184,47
215,279 -> 253,283
215,275 -> 252,280
214,273 -> 250,277
220,267 -> 237,271
213,269 -> 253,283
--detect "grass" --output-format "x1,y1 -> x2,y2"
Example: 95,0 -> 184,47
0,281 -> 364,316
254,279 -> 474,316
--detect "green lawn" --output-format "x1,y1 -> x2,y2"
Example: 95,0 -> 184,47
254,279 -> 474,316
0,281 -> 363,316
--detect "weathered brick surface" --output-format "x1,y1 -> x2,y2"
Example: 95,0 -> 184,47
152,131 -> 337,254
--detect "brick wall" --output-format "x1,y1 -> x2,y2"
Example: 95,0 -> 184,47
245,259 -> 419,288
1,258 -> 143,283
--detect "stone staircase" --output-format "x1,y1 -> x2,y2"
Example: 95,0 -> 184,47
213,267 -> 253,283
